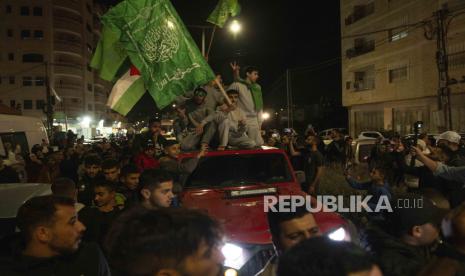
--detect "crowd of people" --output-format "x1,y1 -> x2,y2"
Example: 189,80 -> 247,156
1,62 -> 465,275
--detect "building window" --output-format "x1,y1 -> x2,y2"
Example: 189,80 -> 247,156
22,53 -> 44,63
71,98 -> 79,103
389,66 -> 408,83
448,43 -> 465,70
86,3 -> 92,13
8,53 -> 14,61
86,23 -> 92,33
23,77 -> 33,86
36,100 -> 45,110
6,5 -> 12,14
23,100 -> 33,110
7,29 -> 13,37
34,30 -> 44,39
87,83 -> 92,91
345,2 -> 375,25
33,7 -> 42,16
21,30 -> 31,39
10,100 -> 15,108
389,29 -> 408,42
9,76 -> 15,84
353,65 -> 375,91
35,77 -> 45,86
87,63 -> 92,72
20,6 -> 29,16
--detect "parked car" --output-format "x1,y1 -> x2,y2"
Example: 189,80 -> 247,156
0,183 -> 51,238
319,128 -> 347,145
0,114 -> 49,157
358,131 -> 384,140
352,139 -> 377,165
179,148 -> 349,275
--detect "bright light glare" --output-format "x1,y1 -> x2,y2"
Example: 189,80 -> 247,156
221,243 -> 244,270
229,20 -> 241,34
261,112 -> 270,120
167,20 -> 174,29
224,269 -> 238,276
328,227 -> 346,241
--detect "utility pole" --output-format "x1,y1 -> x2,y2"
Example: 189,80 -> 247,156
44,61 -> 54,138
435,6 -> 453,130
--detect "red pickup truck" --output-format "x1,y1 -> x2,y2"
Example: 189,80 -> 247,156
180,148 -> 349,275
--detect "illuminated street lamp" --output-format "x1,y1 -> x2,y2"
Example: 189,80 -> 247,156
261,112 -> 270,121
229,20 -> 241,35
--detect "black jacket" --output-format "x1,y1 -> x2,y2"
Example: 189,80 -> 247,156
363,224 -> 433,276
0,234 -> 111,276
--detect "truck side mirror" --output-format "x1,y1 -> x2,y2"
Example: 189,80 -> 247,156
295,170 -> 306,183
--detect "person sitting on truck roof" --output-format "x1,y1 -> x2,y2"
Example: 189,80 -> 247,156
198,89 -> 256,151
256,203 -> 321,276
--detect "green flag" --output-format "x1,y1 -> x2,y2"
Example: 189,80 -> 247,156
90,24 -> 129,82
101,0 -> 215,109
207,0 -> 241,28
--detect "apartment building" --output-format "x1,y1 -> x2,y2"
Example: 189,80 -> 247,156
341,0 -> 465,136
0,0 -> 113,124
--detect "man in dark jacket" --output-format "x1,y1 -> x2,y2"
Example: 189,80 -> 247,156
0,195 -> 110,276
132,118 -> 167,158
363,194 -> 446,276
78,154 -> 104,206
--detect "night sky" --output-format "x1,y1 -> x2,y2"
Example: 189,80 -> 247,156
101,0 -> 342,122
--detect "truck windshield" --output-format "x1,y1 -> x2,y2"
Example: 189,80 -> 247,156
184,153 -> 293,188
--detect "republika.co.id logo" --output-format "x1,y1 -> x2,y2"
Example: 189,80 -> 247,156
263,195 -> 424,213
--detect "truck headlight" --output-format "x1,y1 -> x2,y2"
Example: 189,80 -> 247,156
222,243 -> 246,270
327,227 -> 347,241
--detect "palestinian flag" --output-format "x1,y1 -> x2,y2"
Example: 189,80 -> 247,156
106,65 -> 145,116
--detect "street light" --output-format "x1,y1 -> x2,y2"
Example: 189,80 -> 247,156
261,112 -> 270,121
229,20 -> 241,35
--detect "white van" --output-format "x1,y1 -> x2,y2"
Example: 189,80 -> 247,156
0,114 -> 48,156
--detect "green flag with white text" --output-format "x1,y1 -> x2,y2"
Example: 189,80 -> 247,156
101,0 -> 215,109
90,24 -> 129,82
207,0 -> 241,28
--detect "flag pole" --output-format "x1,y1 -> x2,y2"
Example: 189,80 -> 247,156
214,78 -> 232,106
206,26 -> 216,60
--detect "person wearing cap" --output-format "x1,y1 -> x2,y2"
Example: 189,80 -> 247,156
133,140 -> 160,172
438,131 -> 465,166
180,87 -> 217,151
132,118 -> 167,158
363,194 -> 446,276
412,146 -> 465,185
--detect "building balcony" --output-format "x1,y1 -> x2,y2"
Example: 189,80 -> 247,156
353,79 -> 375,91
54,40 -> 83,56
94,77 -> 108,88
345,2 -> 375,26
54,63 -> 83,77
53,0 -> 81,14
346,41 -> 375,59
54,17 -> 82,35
